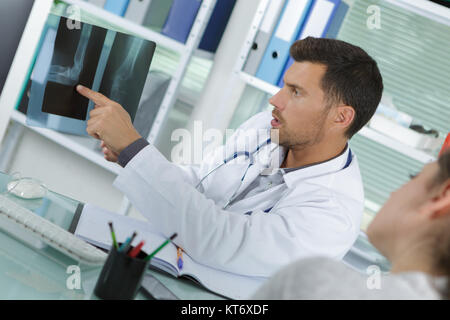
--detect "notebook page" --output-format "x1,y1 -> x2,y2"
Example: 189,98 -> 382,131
76,204 -> 267,299
75,203 -> 179,275
179,251 -> 266,299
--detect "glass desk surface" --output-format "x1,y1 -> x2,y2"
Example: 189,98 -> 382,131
0,172 -> 224,300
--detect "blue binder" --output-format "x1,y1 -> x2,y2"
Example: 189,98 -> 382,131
104,0 -> 130,16
325,0 -> 349,39
161,0 -> 202,43
277,0 -> 341,87
255,0 -> 313,85
198,0 -> 237,53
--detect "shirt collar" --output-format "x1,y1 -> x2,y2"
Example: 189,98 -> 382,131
274,144 -> 351,188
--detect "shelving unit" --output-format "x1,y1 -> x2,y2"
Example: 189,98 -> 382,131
239,71 -> 279,96
10,110 -> 122,175
0,0 -> 218,215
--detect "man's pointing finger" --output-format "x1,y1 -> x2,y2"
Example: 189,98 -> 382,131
76,84 -> 109,106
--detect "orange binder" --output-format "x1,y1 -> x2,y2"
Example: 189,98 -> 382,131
439,133 -> 450,157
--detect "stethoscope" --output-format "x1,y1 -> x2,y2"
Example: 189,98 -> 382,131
195,138 -> 273,209
195,138 -> 353,212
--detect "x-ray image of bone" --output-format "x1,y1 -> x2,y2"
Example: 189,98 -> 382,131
98,33 -> 155,121
108,37 -> 146,101
26,14 -> 156,135
41,17 -> 107,120
46,24 -> 93,86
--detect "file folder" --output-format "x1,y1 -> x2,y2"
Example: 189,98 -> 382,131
255,0 -> 313,85
198,0 -> 237,53
161,0 -> 202,44
325,0 -> 348,39
243,0 -> 285,75
142,0 -> 174,32
277,0 -> 341,87
124,0 -> 152,25
104,0 -> 130,16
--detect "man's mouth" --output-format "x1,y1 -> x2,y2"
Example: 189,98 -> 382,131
271,113 -> 282,128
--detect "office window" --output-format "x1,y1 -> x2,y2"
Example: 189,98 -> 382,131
337,0 -> 450,221
338,0 -> 450,136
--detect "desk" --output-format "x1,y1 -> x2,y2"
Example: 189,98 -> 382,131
0,172 -> 224,300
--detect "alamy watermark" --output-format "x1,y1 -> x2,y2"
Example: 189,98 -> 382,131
170,121 -> 280,166
66,5 -> 81,30
66,265 -> 81,290
366,265 -> 381,290
366,5 -> 381,30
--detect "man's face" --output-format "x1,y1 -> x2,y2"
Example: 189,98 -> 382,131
367,162 -> 440,258
269,61 -> 331,149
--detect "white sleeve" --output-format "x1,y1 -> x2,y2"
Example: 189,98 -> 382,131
174,164 -> 202,187
113,144 -> 357,278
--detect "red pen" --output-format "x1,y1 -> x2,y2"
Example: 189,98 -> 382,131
128,241 -> 145,258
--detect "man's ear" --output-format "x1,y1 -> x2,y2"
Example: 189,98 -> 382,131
429,180 -> 450,219
333,105 -> 355,131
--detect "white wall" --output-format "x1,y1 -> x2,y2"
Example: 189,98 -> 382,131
188,0 -> 262,132
1,0 -> 262,219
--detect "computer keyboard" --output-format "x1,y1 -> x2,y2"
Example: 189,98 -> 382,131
0,194 -> 107,265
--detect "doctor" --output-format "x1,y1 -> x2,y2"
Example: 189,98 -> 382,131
77,37 -> 383,278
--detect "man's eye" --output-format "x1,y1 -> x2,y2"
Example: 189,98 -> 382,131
409,172 -> 418,180
292,88 -> 301,97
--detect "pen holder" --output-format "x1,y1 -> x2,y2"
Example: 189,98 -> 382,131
94,243 -> 149,300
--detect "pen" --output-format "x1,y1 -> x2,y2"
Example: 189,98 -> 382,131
144,233 -> 178,262
119,236 -> 131,252
108,221 -> 119,250
121,231 -> 137,253
177,247 -> 183,270
128,241 -> 145,258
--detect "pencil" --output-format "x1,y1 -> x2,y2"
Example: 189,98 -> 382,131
144,233 -> 177,262
128,241 -> 145,258
108,221 -> 119,250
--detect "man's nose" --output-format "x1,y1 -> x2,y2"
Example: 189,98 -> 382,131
269,89 -> 285,111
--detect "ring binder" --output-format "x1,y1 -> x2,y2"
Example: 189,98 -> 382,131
255,0 -> 313,85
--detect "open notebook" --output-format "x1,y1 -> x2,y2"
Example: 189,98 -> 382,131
74,204 -> 266,299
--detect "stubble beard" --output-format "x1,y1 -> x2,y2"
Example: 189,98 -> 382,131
273,118 -> 328,151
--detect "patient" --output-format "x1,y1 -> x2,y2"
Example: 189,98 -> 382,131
252,151 -> 450,299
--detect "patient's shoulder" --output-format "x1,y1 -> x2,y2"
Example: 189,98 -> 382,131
252,256 -> 357,299
252,257 -> 442,300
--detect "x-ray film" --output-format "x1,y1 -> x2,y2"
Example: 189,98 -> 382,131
26,14 -> 156,135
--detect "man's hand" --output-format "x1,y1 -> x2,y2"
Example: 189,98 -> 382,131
100,141 -> 119,162
76,84 -> 142,155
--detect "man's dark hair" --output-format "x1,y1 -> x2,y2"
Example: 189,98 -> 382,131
290,37 -> 383,138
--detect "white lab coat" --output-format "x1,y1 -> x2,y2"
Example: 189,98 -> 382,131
113,111 -> 364,278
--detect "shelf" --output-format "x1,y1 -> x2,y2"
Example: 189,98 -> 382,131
60,0 -> 217,62
61,0 -> 185,54
239,72 -> 280,96
10,110 -> 122,175
193,49 -> 216,61
358,126 -> 437,164
239,72 -> 438,164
